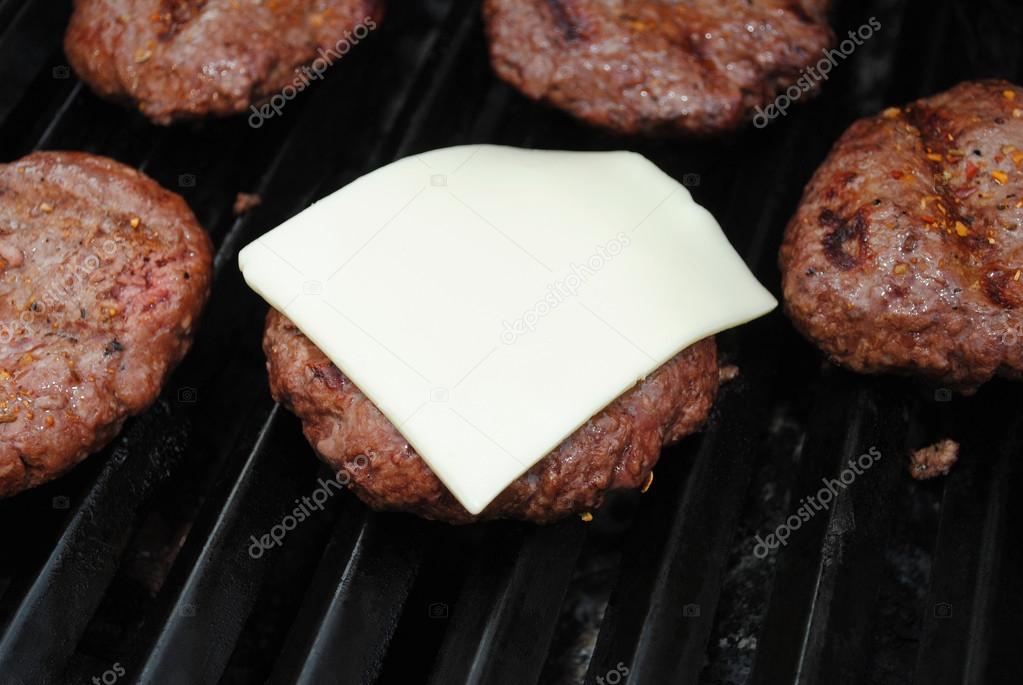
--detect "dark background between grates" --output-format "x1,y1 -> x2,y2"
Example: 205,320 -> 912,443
1,0 -> 1022,683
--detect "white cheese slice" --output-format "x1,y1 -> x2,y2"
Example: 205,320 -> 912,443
239,145 -> 776,515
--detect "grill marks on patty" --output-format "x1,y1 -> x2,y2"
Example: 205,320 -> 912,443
482,0 -> 834,135
820,208 -> 871,270
65,0 -> 384,124
781,80 -> 1023,392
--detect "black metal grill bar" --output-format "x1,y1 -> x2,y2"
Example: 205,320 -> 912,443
912,408 -> 1022,685
1,1 -> 1022,683
268,510 -> 426,685
126,407 -> 338,685
426,521 -> 587,685
0,403 -> 187,685
113,2 -> 475,681
0,0 -> 68,126
578,24 -> 872,673
0,2 -> 463,681
582,357 -> 775,685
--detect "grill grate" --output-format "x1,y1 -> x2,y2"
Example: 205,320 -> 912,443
1,0 -> 1022,683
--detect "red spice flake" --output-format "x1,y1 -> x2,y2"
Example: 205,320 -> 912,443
965,161 -> 980,181
954,186 -> 978,200
890,170 -> 905,180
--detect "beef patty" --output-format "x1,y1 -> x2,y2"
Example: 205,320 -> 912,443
781,80 -> 1023,393
264,310 -> 719,523
0,152 -> 213,497
65,0 -> 383,125
482,0 -> 834,136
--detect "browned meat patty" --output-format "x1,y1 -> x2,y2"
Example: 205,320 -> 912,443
264,310 -> 719,523
65,0 -> 383,125
0,152 -> 213,497
781,80 -> 1023,393
482,0 -> 835,135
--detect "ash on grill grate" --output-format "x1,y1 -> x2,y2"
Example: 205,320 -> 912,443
1,0 -> 1022,684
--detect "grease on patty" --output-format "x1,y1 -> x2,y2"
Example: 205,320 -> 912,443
781,80 -> 1023,393
0,152 -> 213,496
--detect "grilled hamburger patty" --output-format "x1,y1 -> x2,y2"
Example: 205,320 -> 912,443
482,0 -> 834,135
264,310 -> 718,523
0,152 -> 213,497
781,80 -> 1023,393
65,0 -> 382,124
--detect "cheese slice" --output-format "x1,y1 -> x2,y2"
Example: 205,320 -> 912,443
239,145 -> 776,514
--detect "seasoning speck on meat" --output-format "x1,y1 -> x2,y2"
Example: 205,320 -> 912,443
0,152 -> 213,497
780,80 -> 1023,393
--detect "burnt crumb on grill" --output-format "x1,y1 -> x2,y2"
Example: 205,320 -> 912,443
482,0 -> 834,135
719,364 -> 741,384
909,439 -> 960,479
233,192 -> 262,216
781,80 -> 1023,393
263,309 -> 719,523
